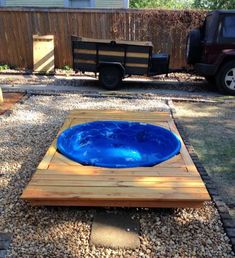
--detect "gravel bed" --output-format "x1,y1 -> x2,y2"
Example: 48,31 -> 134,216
0,73 -> 209,92
1,72 -> 224,101
0,95 -> 234,258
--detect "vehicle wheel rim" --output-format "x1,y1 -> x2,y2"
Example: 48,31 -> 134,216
225,68 -> 235,90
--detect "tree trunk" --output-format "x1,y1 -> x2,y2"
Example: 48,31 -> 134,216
0,87 -> 3,104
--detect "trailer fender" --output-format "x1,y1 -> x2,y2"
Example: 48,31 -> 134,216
98,62 -> 125,77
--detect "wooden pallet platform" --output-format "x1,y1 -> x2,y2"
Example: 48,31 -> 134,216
21,110 -> 211,208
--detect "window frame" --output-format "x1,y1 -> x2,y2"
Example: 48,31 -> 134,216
0,0 -> 6,6
219,14 -> 235,44
65,0 -> 94,8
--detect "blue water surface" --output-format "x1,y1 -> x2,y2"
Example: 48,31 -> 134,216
57,121 -> 181,168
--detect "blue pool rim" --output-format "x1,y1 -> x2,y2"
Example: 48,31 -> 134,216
57,120 -> 182,168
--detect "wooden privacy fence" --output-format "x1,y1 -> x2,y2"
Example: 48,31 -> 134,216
0,8 -> 207,70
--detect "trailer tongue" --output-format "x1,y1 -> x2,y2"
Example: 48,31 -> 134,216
72,36 -> 169,90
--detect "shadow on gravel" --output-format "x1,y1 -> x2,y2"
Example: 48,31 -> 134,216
1,74 -> 219,95
52,78 -> 213,92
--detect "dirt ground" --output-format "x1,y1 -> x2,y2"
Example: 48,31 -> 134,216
0,92 -> 25,115
174,101 -> 235,218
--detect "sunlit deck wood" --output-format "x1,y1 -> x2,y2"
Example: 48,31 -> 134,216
21,110 -> 211,208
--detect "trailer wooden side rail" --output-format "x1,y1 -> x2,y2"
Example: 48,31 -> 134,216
72,36 -> 153,76
21,110 -> 211,208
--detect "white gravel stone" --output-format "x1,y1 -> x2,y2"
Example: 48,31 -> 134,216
0,94 -> 234,258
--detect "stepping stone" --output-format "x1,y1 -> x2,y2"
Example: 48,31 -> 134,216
90,211 -> 140,249
0,240 -> 10,250
0,250 -> 7,258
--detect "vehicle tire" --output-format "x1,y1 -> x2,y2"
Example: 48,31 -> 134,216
99,65 -> 122,90
186,29 -> 202,65
216,61 -> 235,95
205,76 -> 215,84
205,76 -> 216,90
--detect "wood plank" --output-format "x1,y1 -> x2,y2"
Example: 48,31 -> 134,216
69,110 -> 170,117
22,186 -> 210,201
126,63 -> 148,68
69,117 -> 170,123
74,59 -> 148,68
74,59 -> 96,64
37,117 -> 72,169
31,174 -> 202,182
157,154 -> 184,166
50,152 -> 84,167
68,116 -> 171,121
33,35 -> 54,73
74,49 -> 149,58
75,36 -> 153,47
44,166 -> 189,176
69,119 -> 169,127
33,169 -> 192,178
168,119 -> 198,175
69,116 -> 171,123
29,179 -> 205,188
30,199 -> 205,208
68,110 -> 170,115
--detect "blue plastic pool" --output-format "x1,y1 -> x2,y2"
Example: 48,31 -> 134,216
57,121 -> 181,168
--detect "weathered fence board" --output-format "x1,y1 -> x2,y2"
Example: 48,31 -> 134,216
0,8 -> 207,69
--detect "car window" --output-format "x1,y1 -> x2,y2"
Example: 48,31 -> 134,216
205,15 -> 213,40
223,16 -> 235,38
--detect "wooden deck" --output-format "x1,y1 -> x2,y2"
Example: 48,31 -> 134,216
21,110 -> 211,208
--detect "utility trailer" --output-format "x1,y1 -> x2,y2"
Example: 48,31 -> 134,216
72,36 -> 169,90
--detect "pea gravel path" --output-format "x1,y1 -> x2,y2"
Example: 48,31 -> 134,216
0,94 -> 234,258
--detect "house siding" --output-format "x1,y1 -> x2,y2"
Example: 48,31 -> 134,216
3,0 -> 129,8
96,0 -> 125,8
68,0 -> 91,8
5,0 -> 64,7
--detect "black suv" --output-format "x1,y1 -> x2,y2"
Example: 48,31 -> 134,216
186,10 -> 235,95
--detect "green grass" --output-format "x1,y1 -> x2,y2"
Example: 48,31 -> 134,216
62,65 -> 72,71
212,95 -> 235,101
174,102 -> 235,217
0,64 -> 9,71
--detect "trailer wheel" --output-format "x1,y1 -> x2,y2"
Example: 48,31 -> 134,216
99,65 -> 122,90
